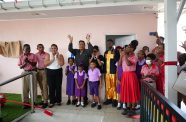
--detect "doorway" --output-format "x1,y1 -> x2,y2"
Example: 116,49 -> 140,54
105,34 -> 136,50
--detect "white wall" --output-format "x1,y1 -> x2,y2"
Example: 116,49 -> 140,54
158,12 -> 186,53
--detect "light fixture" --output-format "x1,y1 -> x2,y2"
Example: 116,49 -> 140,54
0,0 -> 4,3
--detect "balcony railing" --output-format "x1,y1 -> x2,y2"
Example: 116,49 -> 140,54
140,81 -> 186,122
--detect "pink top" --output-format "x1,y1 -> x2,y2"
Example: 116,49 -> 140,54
88,68 -> 101,82
18,53 -> 37,71
74,70 -> 87,79
35,52 -> 47,69
141,64 -> 159,81
122,53 -> 138,72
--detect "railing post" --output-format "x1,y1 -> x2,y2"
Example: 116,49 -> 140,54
29,72 -> 34,113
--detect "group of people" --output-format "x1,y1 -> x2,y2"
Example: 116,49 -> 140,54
18,33 -> 166,116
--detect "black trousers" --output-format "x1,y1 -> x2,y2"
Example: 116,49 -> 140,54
46,68 -> 63,104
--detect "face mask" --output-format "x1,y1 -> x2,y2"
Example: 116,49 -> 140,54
146,60 -> 152,65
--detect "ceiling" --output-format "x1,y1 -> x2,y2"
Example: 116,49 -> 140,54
0,0 -> 167,20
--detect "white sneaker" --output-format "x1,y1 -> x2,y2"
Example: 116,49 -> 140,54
81,102 -> 85,107
123,104 -> 126,109
135,105 -> 140,109
117,103 -> 121,108
76,101 -> 80,107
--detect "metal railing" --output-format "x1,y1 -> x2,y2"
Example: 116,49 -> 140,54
0,71 -> 35,121
140,81 -> 186,122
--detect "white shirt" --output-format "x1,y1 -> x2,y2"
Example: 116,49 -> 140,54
47,53 -> 61,70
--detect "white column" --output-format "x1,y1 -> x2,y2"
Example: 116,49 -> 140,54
164,0 -> 177,104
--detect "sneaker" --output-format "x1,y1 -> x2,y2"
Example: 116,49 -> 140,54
135,105 -> 140,110
66,99 -> 71,105
112,100 -> 118,107
103,99 -> 112,105
127,110 -> 136,116
48,103 -> 55,108
76,101 -> 80,107
91,102 -> 97,108
81,102 -> 85,107
121,109 -> 129,115
97,104 -> 102,110
42,103 -> 48,108
117,103 -> 122,110
123,103 -> 126,109
72,99 -> 76,105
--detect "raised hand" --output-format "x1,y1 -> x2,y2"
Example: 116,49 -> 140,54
68,35 -> 73,43
180,41 -> 186,51
120,50 -> 125,57
86,34 -> 91,43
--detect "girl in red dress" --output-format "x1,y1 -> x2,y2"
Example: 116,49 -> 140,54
119,40 -> 140,116
155,44 -> 165,96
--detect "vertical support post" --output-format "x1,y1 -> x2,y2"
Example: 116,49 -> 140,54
164,0 -> 177,104
30,73 -> 34,113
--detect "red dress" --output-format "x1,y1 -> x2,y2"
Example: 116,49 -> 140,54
120,54 -> 140,103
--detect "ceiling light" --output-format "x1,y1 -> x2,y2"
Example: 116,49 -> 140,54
0,0 -> 4,3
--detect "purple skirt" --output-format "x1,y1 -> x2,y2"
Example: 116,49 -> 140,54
75,79 -> 86,97
116,83 -> 121,94
66,72 -> 75,96
75,87 -> 86,97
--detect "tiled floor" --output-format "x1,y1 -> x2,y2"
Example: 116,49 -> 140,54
19,102 -> 140,122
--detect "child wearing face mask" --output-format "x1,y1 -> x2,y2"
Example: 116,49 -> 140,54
141,53 -> 159,89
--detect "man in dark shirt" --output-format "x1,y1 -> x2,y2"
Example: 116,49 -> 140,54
68,34 -> 93,105
68,34 -> 93,72
103,39 -> 120,107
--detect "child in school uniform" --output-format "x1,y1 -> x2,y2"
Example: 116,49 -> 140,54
88,61 -> 102,110
74,64 -> 87,107
141,53 -> 159,89
119,40 -> 140,116
65,57 -> 76,105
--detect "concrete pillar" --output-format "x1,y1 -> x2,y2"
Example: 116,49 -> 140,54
164,0 -> 177,104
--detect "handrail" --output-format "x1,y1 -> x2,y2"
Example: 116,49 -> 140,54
140,81 -> 186,122
0,72 -> 32,86
0,71 -> 35,121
